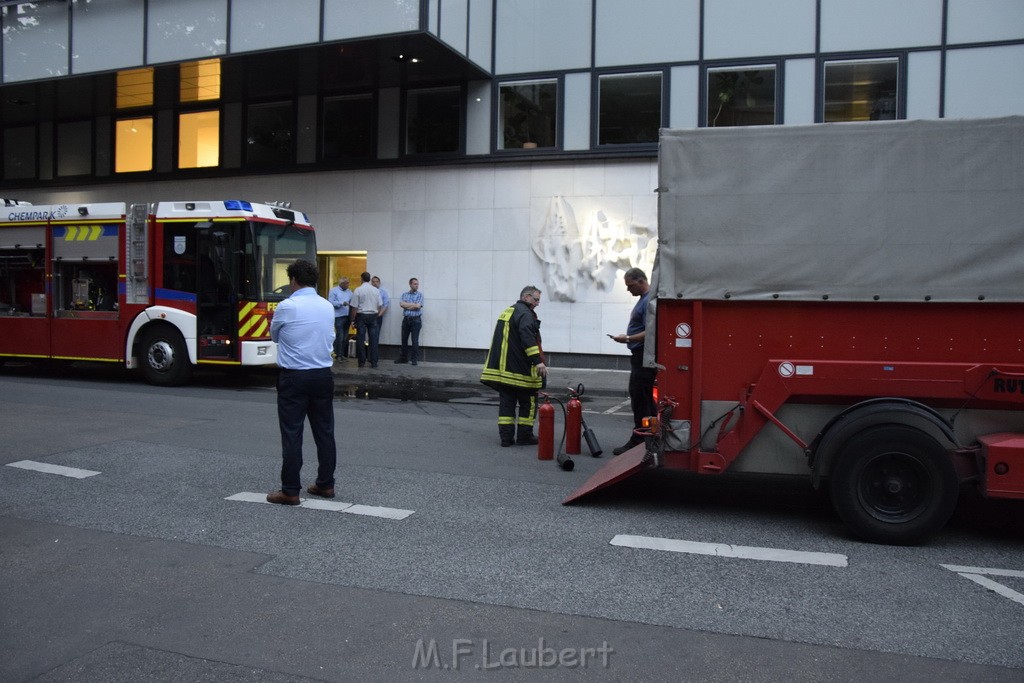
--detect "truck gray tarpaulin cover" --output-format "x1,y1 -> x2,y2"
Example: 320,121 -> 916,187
652,116 -> 1024,311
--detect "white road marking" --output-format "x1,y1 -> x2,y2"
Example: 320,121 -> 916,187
603,399 -> 631,415
955,573 -> 1024,607
6,460 -> 100,479
940,564 -> 1024,579
941,564 -> 1024,607
610,534 -> 848,567
225,492 -> 414,519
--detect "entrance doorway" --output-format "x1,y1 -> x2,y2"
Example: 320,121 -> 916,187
317,252 -> 366,295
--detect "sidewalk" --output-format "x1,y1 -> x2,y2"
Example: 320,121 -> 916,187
330,354 -> 629,402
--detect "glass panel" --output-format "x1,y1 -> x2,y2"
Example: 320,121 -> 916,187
117,68 -> 153,108
599,72 -> 662,145
146,0 -> 227,64
322,95 -> 374,160
180,59 -> 221,102
249,223 -> 318,301
323,0 -> 420,41
499,80 -> 557,150
246,102 -> 294,167
1,1 -> 68,81
179,110 -> 220,168
71,0 -> 144,74
57,121 -> 92,177
115,117 -> 153,173
706,66 -> 777,127
4,126 -> 36,179
824,59 -> 899,122
406,88 -> 461,155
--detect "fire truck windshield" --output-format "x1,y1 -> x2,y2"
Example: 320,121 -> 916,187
246,221 -> 317,302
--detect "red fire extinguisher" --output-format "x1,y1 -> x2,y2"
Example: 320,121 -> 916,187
566,386 -> 582,455
538,394 -> 554,460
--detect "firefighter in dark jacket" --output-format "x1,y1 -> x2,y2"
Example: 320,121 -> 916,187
481,285 -> 549,447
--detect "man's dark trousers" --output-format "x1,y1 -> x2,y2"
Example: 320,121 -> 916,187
400,316 -> 422,362
629,347 -> 657,430
277,367 -> 336,496
355,312 -> 379,366
333,315 -> 350,358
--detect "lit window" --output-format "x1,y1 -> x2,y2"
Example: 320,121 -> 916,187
115,117 -> 153,173
179,110 -> 220,168
823,58 -> 899,122
323,95 -> 374,160
117,68 -> 153,109
499,80 -> 557,150
598,72 -> 662,145
406,87 -> 461,154
180,59 -> 221,102
706,65 -> 777,127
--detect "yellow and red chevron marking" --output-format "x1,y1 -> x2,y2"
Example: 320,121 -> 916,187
238,301 -> 270,340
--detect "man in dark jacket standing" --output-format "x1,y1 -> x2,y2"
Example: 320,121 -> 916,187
481,286 -> 548,447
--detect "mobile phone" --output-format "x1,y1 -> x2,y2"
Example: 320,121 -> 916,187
606,333 -> 614,338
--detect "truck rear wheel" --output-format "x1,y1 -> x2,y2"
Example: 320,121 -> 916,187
829,424 -> 958,545
139,326 -> 192,386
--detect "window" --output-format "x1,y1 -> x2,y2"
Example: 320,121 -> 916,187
823,58 -> 899,122
178,110 -> 220,168
598,72 -> 662,145
246,102 -> 294,166
116,68 -> 153,108
115,118 -> 153,173
499,79 -> 557,150
4,126 -> 36,179
406,87 -> 461,154
57,121 -> 92,177
706,65 -> 777,127
323,94 -> 374,160
180,59 -> 221,102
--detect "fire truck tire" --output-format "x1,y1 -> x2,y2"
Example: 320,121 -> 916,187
139,326 -> 193,386
829,424 -> 959,545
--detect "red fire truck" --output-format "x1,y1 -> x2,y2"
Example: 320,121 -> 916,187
566,117 -> 1024,544
0,199 -> 317,385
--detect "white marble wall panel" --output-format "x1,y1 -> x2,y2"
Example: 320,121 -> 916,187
457,251 -> 493,301
424,169 -> 461,210
539,300 -> 572,352
569,303 -> 604,354
493,208 -> 530,251
424,210 -> 461,244
493,166 -> 532,208
393,211 -> 426,248
458,299 -> 496,348
459,167 -> 496,208
392,170 -> 427,211
422,297 -> 457,348
489,251 -> 530,301
458,209 -> 494,251
530,165 -> 575,199
573,164 -> 605,197
315,175 -> 354,212
352,211 -> 392,249
314,212 -> 355,251
352,171 -> 395,211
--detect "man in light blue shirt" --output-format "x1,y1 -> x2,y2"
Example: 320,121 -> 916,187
371,275 -> 390,360
267,259 -> 337,505
395,277 -> 424,365
327,276 -> 353,361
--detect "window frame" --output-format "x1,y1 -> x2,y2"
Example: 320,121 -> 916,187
495,77 -> 560,152
702,61 -> 781,128
403,85 -> 464,157
114,116 -> 154,174
593,69 -> 665,148
818,54 -> 905,123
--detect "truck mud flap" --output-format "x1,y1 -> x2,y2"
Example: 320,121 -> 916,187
562,443 -> 650,504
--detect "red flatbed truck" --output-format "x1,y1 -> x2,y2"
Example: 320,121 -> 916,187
565,117 -> 1024,544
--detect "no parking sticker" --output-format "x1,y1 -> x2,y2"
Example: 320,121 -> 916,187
779,362 -> 814,377
675,322 -> 692,348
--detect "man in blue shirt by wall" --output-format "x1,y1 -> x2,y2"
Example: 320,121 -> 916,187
327,276 -> 353,361
395,277 -> 424,365
267,259 -> 337,505
610,267 -> 656,455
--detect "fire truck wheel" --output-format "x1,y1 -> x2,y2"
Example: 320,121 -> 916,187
139,326 -> 193,386
829,424 -> 959,545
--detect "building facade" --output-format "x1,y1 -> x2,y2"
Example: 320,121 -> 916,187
2,0 -> 1023,365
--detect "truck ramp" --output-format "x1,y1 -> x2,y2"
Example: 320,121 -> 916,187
562,444 -> 650,504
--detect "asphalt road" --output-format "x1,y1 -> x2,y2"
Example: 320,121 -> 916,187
1,366 -> 1023,682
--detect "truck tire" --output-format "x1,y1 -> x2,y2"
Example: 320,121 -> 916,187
829,424 -> 958,545
139,326 -> 192,386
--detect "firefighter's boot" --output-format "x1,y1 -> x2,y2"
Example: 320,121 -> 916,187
499,425 -> 515,448
516,426 -> 539,446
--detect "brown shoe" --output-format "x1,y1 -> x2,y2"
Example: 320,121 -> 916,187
306,484 -> 335,498
266,490 -> 300,505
